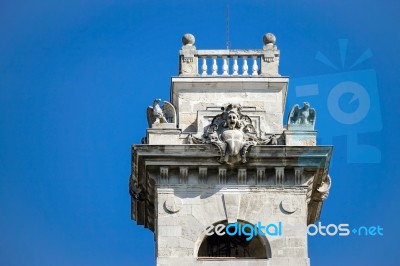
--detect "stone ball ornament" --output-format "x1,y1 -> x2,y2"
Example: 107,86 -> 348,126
164,196 -> 183,213
182,33 -> 195,46
263,33 -> 276,45
280,198 -> 298,214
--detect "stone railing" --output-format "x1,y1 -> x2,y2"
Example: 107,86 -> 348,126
179,33 -> 280,77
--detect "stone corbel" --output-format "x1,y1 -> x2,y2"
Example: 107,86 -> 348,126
275,167 -> 285,185
256,167 -> 266,185
294,167 -> 304,185
237,168 -> 247,184
159,167 -> 169,184
316,174 -> 332,201
179,166 -> 188,184
218,167 -> 227,184
198,167 -> 207,184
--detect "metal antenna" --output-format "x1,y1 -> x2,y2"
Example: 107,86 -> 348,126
226,0 -> 231,50
225,0 -> 231,72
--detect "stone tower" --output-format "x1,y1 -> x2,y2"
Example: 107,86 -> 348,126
129,33 -> 332,266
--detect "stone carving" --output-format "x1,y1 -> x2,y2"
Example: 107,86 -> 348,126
189,104 -> 260,164
129,178 -> 144,201
288,102 -> 316,130
307,173 -> 331,203
188,104 -> 287,163
280,198 -> 298,214
164,196 -> 182,213
263,133 -> 281,145
316,174 -> 331,201
146,99 -> 176,128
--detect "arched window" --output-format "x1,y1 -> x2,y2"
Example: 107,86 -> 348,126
197,221 -> 270,258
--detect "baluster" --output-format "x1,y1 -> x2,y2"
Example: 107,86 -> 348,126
232,56 -> 238,76
252,56 -> 259,76
212,56 -> 218,76
201,57 -> 208,76
242,56 -> 248,76
222,56 -> 228,76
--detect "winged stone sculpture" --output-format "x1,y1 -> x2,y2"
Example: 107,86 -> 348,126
288,102 -> 316,130
146,99 -> 177,128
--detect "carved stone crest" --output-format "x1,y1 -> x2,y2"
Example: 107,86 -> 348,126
190,104 -> 266,164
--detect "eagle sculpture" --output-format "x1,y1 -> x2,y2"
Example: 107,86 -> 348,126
146,99 -> 176,127
289,102 -> 316,126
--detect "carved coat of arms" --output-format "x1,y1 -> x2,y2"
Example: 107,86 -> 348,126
190,104 -> 274,164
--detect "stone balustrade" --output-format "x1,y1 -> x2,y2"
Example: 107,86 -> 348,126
179,33 -> 280,77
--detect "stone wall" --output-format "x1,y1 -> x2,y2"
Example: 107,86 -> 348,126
156,186 -> 310,266
171,78 -> 288,134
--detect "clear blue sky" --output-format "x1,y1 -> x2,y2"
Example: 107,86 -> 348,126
0,0 -> 399,265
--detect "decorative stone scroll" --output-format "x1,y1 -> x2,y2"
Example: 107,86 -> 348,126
307,173 -> 332,204
316,174 -> 332,201
129,178 -> 144,201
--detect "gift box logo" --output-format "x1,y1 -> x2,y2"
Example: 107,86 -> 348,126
288,40 -> 382,163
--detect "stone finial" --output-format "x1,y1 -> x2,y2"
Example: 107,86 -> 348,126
179,33 -> 197,75
260,33 -> 280,76
182,33 -> 195,46
263,33 -> 276,45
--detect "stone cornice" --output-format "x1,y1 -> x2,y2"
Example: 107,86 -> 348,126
130,145 -> 332,230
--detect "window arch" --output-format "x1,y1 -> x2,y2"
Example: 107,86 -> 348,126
197,220 -> 271,258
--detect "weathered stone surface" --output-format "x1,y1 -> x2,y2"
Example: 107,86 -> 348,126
158,226 -> 182,237
284,131 -> 317,146
146,129 -> 182,145
222,193 -> 241,223
171,78 -> 288,134
155,187 -> 312,263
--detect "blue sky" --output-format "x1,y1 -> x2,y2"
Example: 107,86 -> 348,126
0,0 -> 399,265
